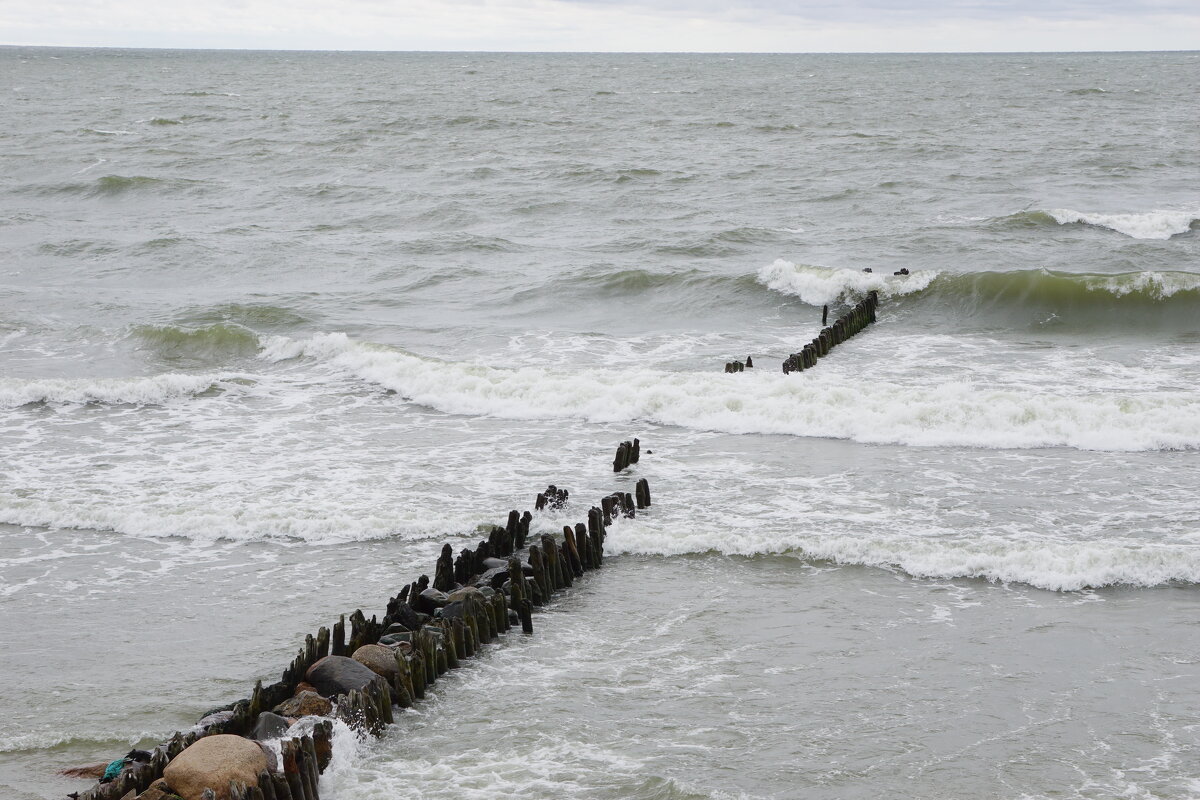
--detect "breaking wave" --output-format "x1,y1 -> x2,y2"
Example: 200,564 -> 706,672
131,323 -> 262,361
0,374 -> 249,407
262,333 -> 1200,452
607,528 -> 1200,592
996,208 -> 1199,239
758,260 -> 1200,318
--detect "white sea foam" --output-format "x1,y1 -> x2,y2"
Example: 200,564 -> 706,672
606,525 -> 1200,592
0,373 -> 247,407
1084,270 -> 1200,298
756,259 -> 937,305
265,333 -> 1200,452
1049,208 -> 1199,240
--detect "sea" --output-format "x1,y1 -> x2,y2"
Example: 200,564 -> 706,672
1,47 -> 1199,800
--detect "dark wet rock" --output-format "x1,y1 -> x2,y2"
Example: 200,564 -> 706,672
305,655 -> 385,698
478,566 -> 508,589
126,749 -> 152,763
383,621 -> 413,636
273,690 -> 332,718
385,599 -> 423,632
251,711 -> 290,740
378,632 -> 412,646
194,710 -> 234,732
436,601 -> 464,620
412,587 -> 449,615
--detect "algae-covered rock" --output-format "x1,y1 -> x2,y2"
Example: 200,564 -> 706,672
273,690 -> 332,718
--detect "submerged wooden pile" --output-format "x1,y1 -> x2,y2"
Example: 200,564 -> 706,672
782,291 -> 878,374
612,438 -> 640,472
69,444 -> 653,800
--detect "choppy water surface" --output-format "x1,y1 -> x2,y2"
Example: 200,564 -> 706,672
1,48 -> 1198,799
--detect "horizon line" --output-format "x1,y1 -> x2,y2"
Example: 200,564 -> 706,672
2,43 -> 1198,55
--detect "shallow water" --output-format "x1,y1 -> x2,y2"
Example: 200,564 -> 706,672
1,48 -> 1198,799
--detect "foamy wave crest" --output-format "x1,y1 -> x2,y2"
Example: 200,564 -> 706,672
757,259 -> 937,306
0,373 -> 247,407
607,528 -> 1200,592
1048,208 -> 1199,240
266,334 -> 1200,452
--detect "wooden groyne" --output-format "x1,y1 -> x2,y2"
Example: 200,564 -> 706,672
782,291 -> 877,374
67,445 -> 653,800
724,293 -> 878,375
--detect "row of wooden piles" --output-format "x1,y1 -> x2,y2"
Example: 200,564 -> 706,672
724,357 -> 752,373
782,291 -> 878,374
226,731 -> 333,800
612,438 -> 640,472
72,442 -> 653,800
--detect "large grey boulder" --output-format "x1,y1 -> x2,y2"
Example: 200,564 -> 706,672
305,655 -> 385,698
251,711 -> 290,740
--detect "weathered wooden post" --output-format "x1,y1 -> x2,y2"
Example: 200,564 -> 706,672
507,556 -> 533,634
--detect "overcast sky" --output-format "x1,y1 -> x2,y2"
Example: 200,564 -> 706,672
3,0 -> 1198,52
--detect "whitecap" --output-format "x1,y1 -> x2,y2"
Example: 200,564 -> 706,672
1049,208 -> 1198,240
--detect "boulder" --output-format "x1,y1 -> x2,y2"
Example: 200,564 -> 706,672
294,681 -> 317,696
137,783 -> 184,800
383,622 -> 413,636
305,655 -> 385,698
379,631 -> 411,645
386,602 -> 423,632
412,587 -> 449,615
273,690 -> 332,718
59,762 -> 108,779
251,711 -> 290,741
436,601 -> 464,620
446,586 -> 483,603
481,557 -> 507,570
162,734 -> 266,800
255,741 -> 278,773
352,644 -> 400,682
380,637 -> 413,654
477,566 -> 508,590
195,710 -> 234,731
